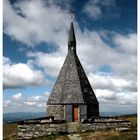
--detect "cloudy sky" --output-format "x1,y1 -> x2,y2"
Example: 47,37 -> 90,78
3,0 -> 137,114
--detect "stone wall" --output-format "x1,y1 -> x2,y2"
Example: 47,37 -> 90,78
18,119 -> 131,139
46,104 -> 100,122
46,105 -> 64,120
18,122 -> 66,139
80,105 -> 87,121
81,121 -> 132,131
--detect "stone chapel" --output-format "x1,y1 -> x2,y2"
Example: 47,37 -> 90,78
47,22 -> 99,122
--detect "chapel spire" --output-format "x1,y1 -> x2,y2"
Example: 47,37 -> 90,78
68,22 -> 76,53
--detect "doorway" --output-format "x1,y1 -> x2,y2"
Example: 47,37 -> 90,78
73,105 -> 79,122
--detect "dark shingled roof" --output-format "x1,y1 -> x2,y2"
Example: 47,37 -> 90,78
47,22 -> 98,105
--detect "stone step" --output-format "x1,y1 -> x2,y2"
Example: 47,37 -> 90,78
67,134 -> 82,140
66,122 -> 81,133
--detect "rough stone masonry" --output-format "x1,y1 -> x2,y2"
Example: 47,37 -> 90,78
18,116 -> 131,139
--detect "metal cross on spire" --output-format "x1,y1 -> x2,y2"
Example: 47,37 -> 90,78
69,10 -> 75,22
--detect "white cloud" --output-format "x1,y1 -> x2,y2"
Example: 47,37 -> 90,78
3,56 -> 49,88
46,0 -> 73,10
3,100 -> 11,107
3,88 -> 137,114
11,93 -> 22,101
96,89 -> 116,101
43,91 -> 50,97
95,89 -> 137,105
3,56 -> 11,64
4,0 -> 136,82
88,72 -> 137,113
28,96 -> 42,101
113,33 -> 137,54
76,31 -> 137,85
3,0 -> 71,46
27,51 -> 64,77
4,92 -> 49,112
83,1 -> 102,20
23,101 -> 37,107
95,89 -> 137,113
88,72 -> 136,92
82,31 -> 136,71
28,95 -> 46,102
83,0 -> 117,20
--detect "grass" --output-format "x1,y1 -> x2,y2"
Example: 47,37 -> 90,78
3,114 -> 137,140
80,129 -> 137,140
31,129 -> 137,140
120,114 -> 137,127
3,123 -> 18,140
31,134 -> 69,140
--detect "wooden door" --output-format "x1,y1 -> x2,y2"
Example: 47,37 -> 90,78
73,105 -> 78,122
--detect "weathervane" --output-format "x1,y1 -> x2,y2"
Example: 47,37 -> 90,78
69,10 -> 75,22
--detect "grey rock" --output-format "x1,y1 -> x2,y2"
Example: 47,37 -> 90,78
116,127 -> 130,132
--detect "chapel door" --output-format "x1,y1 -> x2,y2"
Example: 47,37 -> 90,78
73,105 -> 79,122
